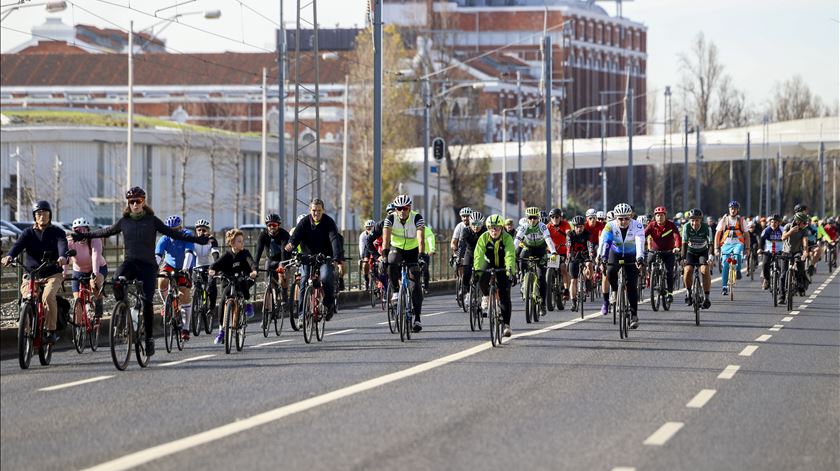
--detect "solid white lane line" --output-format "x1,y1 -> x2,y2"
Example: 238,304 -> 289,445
376,310 -> 448,325
769,325 -> 783,332
789,310 -> 800,315
755,334 -> 772,342
40,375 -> 114,392
249,339 -> 293,349
718,365 -> 740,379
324,329 -> 356,336
781,316 -> 793,322
611,468 -> 636,471
686,389 -> 717,409
643,422 -> 684,446
158,355 -> 216,367
739,345 -> 759,356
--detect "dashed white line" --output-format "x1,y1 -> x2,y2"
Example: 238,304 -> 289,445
158,354 -> 216,367
789,310 -> 800,315
40,375 -> 114,391
611,468 -> 636,471
248,339 -> 294,349
755,334 -> 772,342
739,345 -> 759,356
686,389 -> 717,408
324,329 -> 356,336
781,316 -> 793,322
798,305 -> 808,310
376,310 -> 447,325
769,325 -> 784,332
804,299 -> 813,304
643,422 -> 684,446
718,365 -> 740,379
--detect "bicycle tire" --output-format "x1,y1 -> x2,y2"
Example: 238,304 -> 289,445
18,302 -> 35,369
523,273 -> 533,324
90,315 -> 101,352
72,298 -> 86,354
302,287 -> 313,344
163,295 -> 174,353
661,271 -> 672,311
650,266 -> 660,312
578,277 -> 585,319
109,302 -> 130,371
786,268 -> 794,312
398,283 -> 407,342
236,305 -> 247,351
261,286 -> 273,338
135,315 -> 149,368
386,283 -> 397,334
771,266 -> 778,307
203,292 -> 214,335
274,287 -> 284,336
174,308 -> 184,352
693,275 -> 702,326
546,268 -> 555,311
617,269 -> 626,339
469,281 -> 479,332
191,289 -> 202,336
38,324 -> 52,366
224,299 -> 234,354
489,284 -> 500,347
404,284 -> 412,341
315,298 -> 326,342
729,265 -> 735,302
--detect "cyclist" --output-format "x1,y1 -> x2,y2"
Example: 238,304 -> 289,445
2,200 -> 69,345
70,187 -> 208,355
450,207 -> 473,253
255,213 -> 292,308
209,228 -> 258,344
680,209 -> 713,309
155,215 -> 197,342
546,208 -> 572,302
806,215 -> 832,275
285,198 -> 344,323
191,218 -> 220,315
598,203 -> 645,328
381,195 -> 426,333
67,217 -> 108,320
714,201 -> 750,296
746,217 -> 762,275
779,212 -> 810,303
585,209 -> 605,245
457,212 -> 486,307
473,214 -> 517,337
514,206 -> 558,317
644,207 -> 681,303
567,215 -> 595,311
359,220 -> 376,290
758,214 -> 783,290
504,218 -> 516,238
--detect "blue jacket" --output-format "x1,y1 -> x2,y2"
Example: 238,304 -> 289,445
155,230 -> 195,269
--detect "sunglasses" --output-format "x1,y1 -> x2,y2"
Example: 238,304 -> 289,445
267,223 -> 279,229
488,225 -> 502,230
128,199 -> 144,206
397,206 -> 410,211
550,215 -> 562,219
528,216 -> 539,220
617,217 -> 630,221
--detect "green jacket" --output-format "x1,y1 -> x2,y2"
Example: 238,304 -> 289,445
473,231 -> 516,274
425,225 -> 436,253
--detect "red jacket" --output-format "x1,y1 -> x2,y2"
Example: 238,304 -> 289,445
645,220 -> 682,251
584,220 -> 605,245
547,221 -> 571,254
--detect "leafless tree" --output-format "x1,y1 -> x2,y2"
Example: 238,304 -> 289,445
678,32 -> 725,130
714,76 -> 750,128
770,75 -> 826,122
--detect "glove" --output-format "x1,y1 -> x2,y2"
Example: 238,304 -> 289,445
418,259 -> 426,268
195,235 -> 210,245
509,271 -> 517,286
636,257 -> 645,265
549,253 -> 558,262
672,247 -> 680,254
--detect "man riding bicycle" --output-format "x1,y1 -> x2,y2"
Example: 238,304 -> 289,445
155,215 -> 197,342
758,214 -> 783,290
714,201 -> 750,296
191,218 -> 220,313
359,220 -> 376,290
644,206 -> 681,303
255,213 -> 292,308
514,206 -> 558,317
473,214 -> 517,337
680,209 -> 713,309
598,203 -> 645,328
381,195 -> 426,333
546,208 -> 572,301
457,212 -> 486,307
779,212 -> 810,303
450,207 -> 473,253
567,215 -> 595,311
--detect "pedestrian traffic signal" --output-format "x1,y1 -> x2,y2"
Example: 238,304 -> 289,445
432,137 -> 446,162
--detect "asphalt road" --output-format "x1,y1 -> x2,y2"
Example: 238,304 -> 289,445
1,265 -> 838,471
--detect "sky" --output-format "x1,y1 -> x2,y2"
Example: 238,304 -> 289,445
2,0 -> 838,113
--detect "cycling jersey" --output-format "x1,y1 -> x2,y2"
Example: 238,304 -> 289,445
760,226 -> 783,253
645,220 -> 682,252
680,222 -> 713,255
473,231 -> 516,272
384,211 -> 425,251
584,220 -> 605,245
598,220 -> 645,258
547,221 -> 571,254
458,226 -> 486,259
514,222 -> 557,252
824,224 -> 838,242
156,230 -> 195,269
567,229 -> 593,257
716,215 -> 746,246
451,221 -> 468,245
193,236 -> 219,267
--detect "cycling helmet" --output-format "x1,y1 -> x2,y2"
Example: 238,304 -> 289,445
364,219 -> 375,228
71,217 -> 91,229
605,211 -> 615,221
794,212 -> 808,223
596,210 -> 606,219
470,212 -> 485,226
654,206 -> 667,215
637,215 -> 648,225
793,203 -> 807,213
504,218 -> 514,225
728,200 -> 740,209
485,214 -> 504,228
572,215 -> 585,226
585,208 -> 596,218
525,207 -> 540,217
32,200 -> 52,215
393,194 -> 413,207
687,208 -> 703,219
165,215 -> 182,228
125,186 -> 146,200
195,218 -> 211,229
386,203 -> 396,214
613,203 -> 632,217
297,213 -> 308,224
811,216 -> 819,222
265,213 -> 282,225
770,214 -> 781,222
549,208 -> 562,218
674,211 -> 683,220
459,207 -> 473,217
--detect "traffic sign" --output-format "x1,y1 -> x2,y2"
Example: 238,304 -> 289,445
430,165 -> 438,174
432,137 -> 446,162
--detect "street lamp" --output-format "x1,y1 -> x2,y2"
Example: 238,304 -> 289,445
0,0 -> 65,22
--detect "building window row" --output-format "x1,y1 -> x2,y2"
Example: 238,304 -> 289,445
570,17 -> 642,51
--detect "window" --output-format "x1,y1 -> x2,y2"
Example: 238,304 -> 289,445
605,26 -> 612,46
597,24 -> 603,44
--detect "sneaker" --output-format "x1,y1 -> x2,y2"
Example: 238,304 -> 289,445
762,280 -> 770,290
563,288 -> 570,300
412,320 -> 422,333
145,338 -> 155,356
629,314 -> 639,329
721,286 -> 729,296
503,325 -> 512,337
778,294 -> 786,304
481,296 -> 489,311
214,331 -> 224,345
685,295 -> 692,305
181,331 -> 190,341
666,293 -> 674,303
571,300 -> 577,311
600,302 -> 608,315
244,303 -> 254,319
46,331 -> 58,345
702,297 -> 711,309
325,305 -> 336,321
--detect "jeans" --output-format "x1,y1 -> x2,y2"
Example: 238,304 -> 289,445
720,241 -> 744,288
298,262 -> 335,313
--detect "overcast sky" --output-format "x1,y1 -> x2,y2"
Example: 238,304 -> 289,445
2,0 -> 838,113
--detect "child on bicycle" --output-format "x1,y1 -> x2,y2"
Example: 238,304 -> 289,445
66,217 -> 108,319
209,229 -> 257,345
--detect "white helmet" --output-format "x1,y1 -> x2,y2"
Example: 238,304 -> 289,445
470,212 -> 485,226
364,219 -> 375,228
596,210 -> 606,219
637,215 -> 648,225
613,203 -> 633,217
297,213 -> 308,224
195,218 -> 211,229
606,211 -> 615,221
393,194 -> 413,207
72,217 -> 91,229
459,207 -> 473,217
585,208 -> 596,218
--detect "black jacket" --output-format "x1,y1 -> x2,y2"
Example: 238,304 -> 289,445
211,249 -> 256,277
287,214 -> 343,261
255,228 -> 291,264
7,224 -> 68,276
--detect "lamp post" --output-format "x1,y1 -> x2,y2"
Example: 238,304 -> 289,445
10,147 -> 23,221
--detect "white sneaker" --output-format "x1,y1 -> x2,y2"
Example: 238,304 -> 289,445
464,293 -> 470,307
481,296 -> 489,310
503,324 -> 512,337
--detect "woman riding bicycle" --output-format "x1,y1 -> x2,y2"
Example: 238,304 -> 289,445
644,207 -> 681,303
680,209 -> 713,309
567,215 -> 595,312
457,212 -> 486,306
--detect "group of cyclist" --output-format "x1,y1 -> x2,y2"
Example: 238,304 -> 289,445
4,183 -> 837,365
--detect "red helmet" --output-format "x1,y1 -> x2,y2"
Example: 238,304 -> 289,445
654,206 -> 667,215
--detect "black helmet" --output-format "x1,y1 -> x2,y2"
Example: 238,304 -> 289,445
572,215 -> 585,226
793,203 -> 807,213
794,212 -> 809,223
264,213 -> 282,225
549,208 -> 565,218
770,214 -> 781,222
32,200 -> 52,215
688,208 -> 703,219
125,186 -> 146,200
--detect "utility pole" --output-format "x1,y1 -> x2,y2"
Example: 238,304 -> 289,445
627,87 -> 634,206
665,86 -> 672,209
746,132 -> 751,216
776,150 -> 782,214
260,67 -> 268,218
600,103 -> 607,212
127,20 -> 134,189
340,74 -> 350,230
13,147 -> 22,221
517,71 -> 523,221
53,155 -> 62,221
683,115 -> 689,210
372,0 -> 382,221
544,34 -> 552,210
423,78 -> 430,222
277,2 -> 286,223
819,141 -> 825,217
695,125 -> 701,210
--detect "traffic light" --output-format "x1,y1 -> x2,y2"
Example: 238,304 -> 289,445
432,137 -> 446,162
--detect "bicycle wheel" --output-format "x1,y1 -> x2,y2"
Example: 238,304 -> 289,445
650,267 -> 660,312
398,284 -> 407,342
191,289 -> 202,336
109,302 -> 130,371
786,269 -> 794,311
72,298 -> 87,354
17,302 -> 35,370
261,286 -> 273,338
469,282 -> 478,332
37,318 -> 52,366
174,307 -> 184,352
403,287 -> 412,341
135,314 -> 150,368
523,273 -> 533,324
693,276 -> 701,326
89,314 -> 101,352
274,287 -> 284,336
546,268 -> 556,311
163,295 -> 174,353
370,281 -> 377,308
578,277 -> 585,319
289,285 -> 301,331
455,275 -> 464,310
386,284 -> 397,334
315,298 -> 326,342
771,268 -> 778,307
236,305 -> 247,351
203,293 -> 214,335
661,272 -> 672,311
302,287 -> 313,344
223,299 -> 234,354
617,271 -> 626,339
729,265 -> 735,301
489,285 -> 500,347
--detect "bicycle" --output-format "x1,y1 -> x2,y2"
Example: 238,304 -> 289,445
68,273 -> 102,353
685,259 -> 705,326
764,248 -> 782,307
11,256 -> 68,369
296,253 -> 333,344
746,248 -> 758,281
520,256 -> 543,324
468,275 -> 483,332
288,269 -> 302,331
452,255 -> 466,311
480,268 -> 507,347
157,271 -> 187,353
614,259 -> 631,339
781,252 -> 804,312
216,272 -> 252,354
258,265 -> 287,338
570,254 -> 590,319
107,277 -> 150,370
189,267 -> 215,336
723,253 -> 740,302
545,254 -> 566,312
649,251 -> 672,312
636,256 -> 647,302
826,241 -> 837,273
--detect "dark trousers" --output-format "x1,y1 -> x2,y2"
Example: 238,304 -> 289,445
606,252 -> 640,315
479,270 -> 512,324
460,253 -> 474,294
420,253 -> 431,289
114,260 -> 158,341
388,248 -> 423,319
780,253 -> 805,295
298,262 -> 335,311
521,245 -> 548,304
646,251 -> 676,292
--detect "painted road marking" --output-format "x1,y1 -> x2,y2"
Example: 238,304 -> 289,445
376,310 -> 447,325
686,389 -> 717,409
643,422 -> 684,446
718,365 -> 740,379
324,329 -> 356,336
769,325 -> 784,332
781,316 -> 793,322
248,339 -> 293,349
755,334 -> 772,342
804,299 -> 813,304
159,355 -> 216,367
789,310 -> 800,315
739,345 -> 759,356
40,375 -> 113,392
611,468 -> 636,471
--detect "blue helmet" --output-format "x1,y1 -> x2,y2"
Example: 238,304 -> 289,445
728,200 -> 740,209
165,215 -> 182,228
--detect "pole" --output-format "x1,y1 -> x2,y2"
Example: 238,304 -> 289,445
627,87 -> 634,205
729,160 -> 733,203
517,71 -> 523,221
423,78 -> 430,221
600,106 -> 607,211
127,20 -> 134,189
340,74 -> 349,230
260,67 -> 268,218
53,154 -> 61,221
776,150 -> 782,214
695,125 -> 701,210
764,117 -> 770,215
502,111 -> 507,219
819,141 -> 825,217
372,0 -> 382,221
15,147 -> 22,221
664,86 -> 671,208
436,169 -> 441,229
746,132 -> 751,216
683,115 -> 689,209
278,3 -> 286,223
571,115 -> 576,198
544,34 -> 552,210
832,157 -> 836,216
